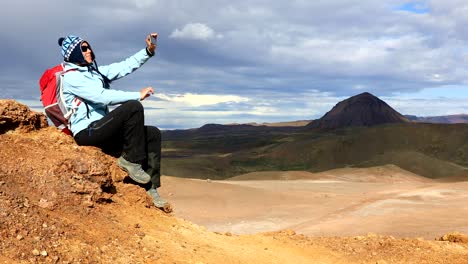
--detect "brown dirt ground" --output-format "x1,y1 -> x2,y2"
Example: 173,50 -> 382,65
1,99 -> 468,263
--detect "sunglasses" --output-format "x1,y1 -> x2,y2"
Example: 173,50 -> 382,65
81,46 -> 91,52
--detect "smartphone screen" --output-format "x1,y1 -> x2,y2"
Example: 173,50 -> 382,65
151,35 -> 157,45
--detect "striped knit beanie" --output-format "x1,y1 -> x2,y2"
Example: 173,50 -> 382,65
58,35 -> 86,64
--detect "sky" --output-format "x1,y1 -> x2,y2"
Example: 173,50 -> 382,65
1,0 -> 468,129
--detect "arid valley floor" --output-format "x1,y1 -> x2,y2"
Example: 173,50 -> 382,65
162,167 -> 468,239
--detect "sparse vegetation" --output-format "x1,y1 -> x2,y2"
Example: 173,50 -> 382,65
162,123 -> 468,179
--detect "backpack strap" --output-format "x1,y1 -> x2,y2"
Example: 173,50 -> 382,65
59,69 -> 83,120
61,69 -> 92,121
63,97 -> 82,119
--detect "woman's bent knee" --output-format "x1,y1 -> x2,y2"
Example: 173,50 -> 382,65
123,100 -> 143,112
146,126 -> 161,140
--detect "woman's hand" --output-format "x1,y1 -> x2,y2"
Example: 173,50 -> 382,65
140,87 -> 155,101
146,33 -> 158,55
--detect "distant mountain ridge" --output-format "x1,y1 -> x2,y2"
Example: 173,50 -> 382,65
227,120 -> 312,127
406,114 -> 468,124
306,92 -> 409,130
163,92 -> 466,132
158,92 -> 468,180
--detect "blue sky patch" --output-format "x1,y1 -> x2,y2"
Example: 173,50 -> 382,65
396,1 -> 430,14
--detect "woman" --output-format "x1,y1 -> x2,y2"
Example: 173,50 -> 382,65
59,33 -> 167,209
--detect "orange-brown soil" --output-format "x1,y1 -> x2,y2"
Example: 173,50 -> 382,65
1,99 -> 468,263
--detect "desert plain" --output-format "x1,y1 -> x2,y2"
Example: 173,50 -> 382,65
161,166 -> 468,239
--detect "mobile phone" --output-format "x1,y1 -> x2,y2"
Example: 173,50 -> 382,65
151,35 -> 157,45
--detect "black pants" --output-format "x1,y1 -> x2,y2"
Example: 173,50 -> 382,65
74,100 -> 161,189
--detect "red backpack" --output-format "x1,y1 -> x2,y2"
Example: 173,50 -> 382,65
39,64 -> 81,135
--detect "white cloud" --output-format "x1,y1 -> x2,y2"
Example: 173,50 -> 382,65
139,90 -> 345,129
153,93 -> 248,107
169,23 -> 223,40
5,1 -> 468,129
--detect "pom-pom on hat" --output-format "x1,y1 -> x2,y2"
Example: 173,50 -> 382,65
58,35 -> 86,64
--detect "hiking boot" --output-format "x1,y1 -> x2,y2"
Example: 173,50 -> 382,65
146,188 -> 168,208
117,156 -> 151,184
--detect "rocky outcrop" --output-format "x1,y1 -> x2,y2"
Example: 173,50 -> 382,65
0,99 -> 48,134
0,100 -> 128,210
0,100 -> 135,261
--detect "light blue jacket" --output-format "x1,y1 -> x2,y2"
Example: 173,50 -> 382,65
62,48 -> 151,136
